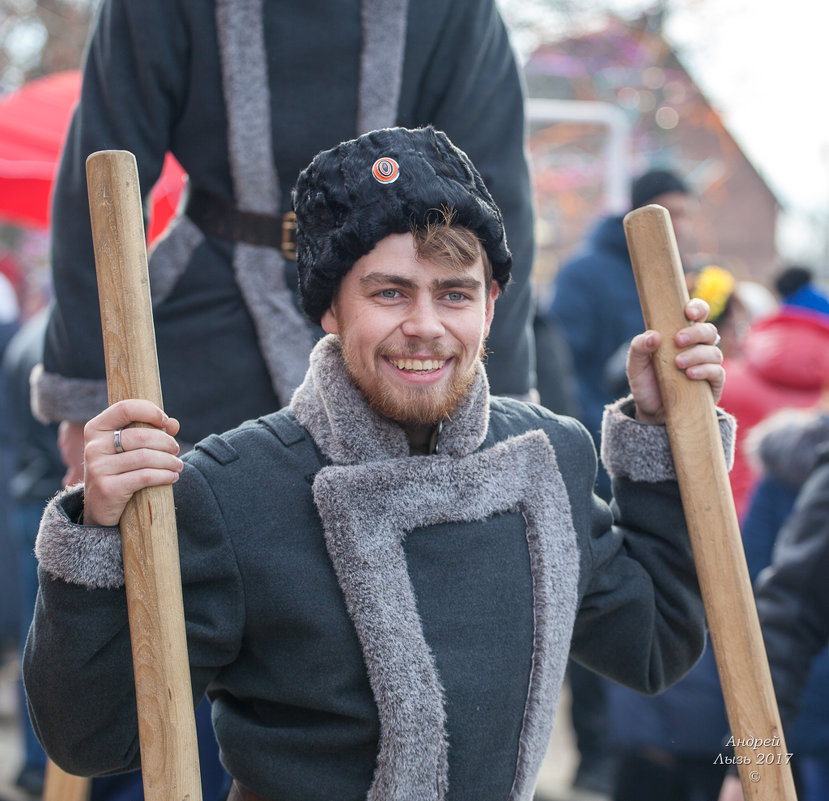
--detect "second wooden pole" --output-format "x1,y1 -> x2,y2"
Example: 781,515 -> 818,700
624,204 -> 796,800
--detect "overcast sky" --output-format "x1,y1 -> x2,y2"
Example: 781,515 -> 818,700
667,0 -> 829,264
664,2 -> 829,209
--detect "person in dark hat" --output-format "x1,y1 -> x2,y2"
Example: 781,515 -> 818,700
630,168 -> 691,211
774,264 -> 829,318
547,166 -> 695,501
25,128 -> 728,801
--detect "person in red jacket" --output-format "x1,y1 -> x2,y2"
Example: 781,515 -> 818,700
689,263 -> 829,519
722,302 -> 829,519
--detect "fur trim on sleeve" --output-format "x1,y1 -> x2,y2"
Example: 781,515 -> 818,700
35,488 -> 124,590
600,396 -> 736,483
29,363 -> 108,425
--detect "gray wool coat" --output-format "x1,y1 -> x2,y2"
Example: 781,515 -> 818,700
25,337 -> 733,801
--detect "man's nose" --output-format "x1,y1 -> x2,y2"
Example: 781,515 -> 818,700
400,296 -> 445,339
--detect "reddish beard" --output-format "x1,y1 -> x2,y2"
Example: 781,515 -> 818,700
340,339 -> 483,427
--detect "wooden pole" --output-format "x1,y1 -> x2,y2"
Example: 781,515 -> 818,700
624,204 -> 797,800
85,149 -> 202,801
42,760 -> 91,801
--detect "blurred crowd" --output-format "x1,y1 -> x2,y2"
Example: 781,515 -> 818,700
542,167 -> 829,801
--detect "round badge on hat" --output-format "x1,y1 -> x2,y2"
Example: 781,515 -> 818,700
372,157 -> 399,184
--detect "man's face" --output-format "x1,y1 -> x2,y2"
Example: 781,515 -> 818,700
321,232 -> 498,429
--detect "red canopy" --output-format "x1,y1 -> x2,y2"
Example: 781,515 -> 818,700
0,70 -> 185,242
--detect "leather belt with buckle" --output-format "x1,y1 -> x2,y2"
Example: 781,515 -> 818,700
185,187 -> 297,261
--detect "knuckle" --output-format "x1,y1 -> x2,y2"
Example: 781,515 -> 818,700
138,467 -> 161,484
83,441 -> 99,463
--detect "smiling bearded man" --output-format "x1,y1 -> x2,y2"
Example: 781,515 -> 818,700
25,125 -> 731,801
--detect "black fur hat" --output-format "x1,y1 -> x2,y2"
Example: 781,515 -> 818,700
292,126 -> 512,324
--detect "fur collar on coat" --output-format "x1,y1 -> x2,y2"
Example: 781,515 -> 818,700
290,334 -> 490,463
290,335 -> 580,801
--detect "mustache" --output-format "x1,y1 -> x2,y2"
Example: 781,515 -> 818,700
375,343 -> 458,360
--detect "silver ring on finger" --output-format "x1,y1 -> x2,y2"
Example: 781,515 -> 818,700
713,333 -> 722,348
114,428 -> 125,454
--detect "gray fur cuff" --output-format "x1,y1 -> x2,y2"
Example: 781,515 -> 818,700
30,363 -> 109,424
601,397 -> 736,483
35,488 -> 125,589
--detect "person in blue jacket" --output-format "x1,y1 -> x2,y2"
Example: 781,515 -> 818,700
547,168 -> 695,500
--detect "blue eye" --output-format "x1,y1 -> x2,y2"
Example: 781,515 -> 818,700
445,292 -> 466,302
380,289 -> 399,299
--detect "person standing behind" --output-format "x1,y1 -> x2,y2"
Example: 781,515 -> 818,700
0,269 -> 20,648
737,406 -> 829,801
33,0 -> 537,485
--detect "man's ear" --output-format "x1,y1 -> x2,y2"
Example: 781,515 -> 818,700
321,305 -> 339,334
483,281 -> 499,337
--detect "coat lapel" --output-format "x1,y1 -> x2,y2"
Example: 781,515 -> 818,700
293,337 -> 580,800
